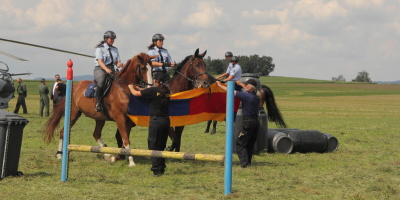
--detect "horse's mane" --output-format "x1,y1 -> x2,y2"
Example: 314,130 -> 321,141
173,54 -> 204,76
174,55 -> 191,76
118,52 -> 147,76
117,58 -> 132,76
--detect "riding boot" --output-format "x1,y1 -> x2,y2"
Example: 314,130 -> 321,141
95,97 -> 103,112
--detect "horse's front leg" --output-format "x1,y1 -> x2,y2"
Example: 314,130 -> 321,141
166,127 -> 177,151
115,118 -> 135,167
173,126 -> 184,152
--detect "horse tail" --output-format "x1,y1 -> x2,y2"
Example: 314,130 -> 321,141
261,84 -> 287,128
43,98 -> 66,144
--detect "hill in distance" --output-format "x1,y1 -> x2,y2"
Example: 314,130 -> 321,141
32,75 -> 398,84
33,75 -> 93,81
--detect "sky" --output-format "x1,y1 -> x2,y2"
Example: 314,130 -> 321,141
1,0 -> 399,82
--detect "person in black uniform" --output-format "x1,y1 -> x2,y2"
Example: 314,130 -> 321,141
128,73 -> 171,176
216,79 -> 260,168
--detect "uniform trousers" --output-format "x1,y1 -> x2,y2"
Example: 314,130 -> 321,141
236,117 -> 259,167
14,95 -> 27,114
148,116 -> 170,173
94,65 -> 114,98
39,95 -> 50,117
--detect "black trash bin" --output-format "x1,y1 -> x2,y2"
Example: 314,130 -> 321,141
0,110 -> 29,179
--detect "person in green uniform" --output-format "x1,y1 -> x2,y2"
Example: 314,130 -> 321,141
38,78 -> 50,117
13,78 -> 28,114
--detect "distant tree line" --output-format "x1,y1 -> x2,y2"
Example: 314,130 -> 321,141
201,54 -> 276,76
332,70 -> 372,83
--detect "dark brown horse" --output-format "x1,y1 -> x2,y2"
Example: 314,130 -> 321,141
165,49 -> 211,152
115,49 -> 211,153
44,53 -> 157,167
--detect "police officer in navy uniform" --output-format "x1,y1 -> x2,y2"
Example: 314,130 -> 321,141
128,73 -> 171,176
147,33 -> 175,78
94,30 -> 123,111
217,79 -> 260,168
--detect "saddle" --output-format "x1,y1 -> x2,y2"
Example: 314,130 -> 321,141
85,76 -> 113,98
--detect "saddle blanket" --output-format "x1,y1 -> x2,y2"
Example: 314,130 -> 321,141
84,83 -> 97,98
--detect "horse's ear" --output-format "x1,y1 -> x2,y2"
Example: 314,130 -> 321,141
200,50 -> 207,58
194,48 -> 199,57
149,55 -> 159,59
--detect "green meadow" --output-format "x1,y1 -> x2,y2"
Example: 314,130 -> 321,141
0,78 -> 399,200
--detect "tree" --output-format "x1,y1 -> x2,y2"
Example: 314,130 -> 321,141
204,56 -> 226,74
203,54 -> 276,76
238,54 -> 275,76
352,70 -> 372,82
332,74 -> 346,82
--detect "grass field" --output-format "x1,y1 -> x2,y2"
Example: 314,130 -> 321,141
0,78 -> 399,199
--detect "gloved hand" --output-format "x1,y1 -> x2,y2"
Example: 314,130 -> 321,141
163,62 -> 171,67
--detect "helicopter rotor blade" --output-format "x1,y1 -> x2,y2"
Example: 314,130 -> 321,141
0,38 -> 94,58
0,51 -> 28,61
10,72 -> 33,76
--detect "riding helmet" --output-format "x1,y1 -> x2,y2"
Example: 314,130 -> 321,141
225,51 -> 233,57
152,33 -> 165,41
229,56 -> 239,63
104,31 -> 117,39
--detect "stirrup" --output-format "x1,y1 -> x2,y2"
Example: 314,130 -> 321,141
95,102 -> 103,112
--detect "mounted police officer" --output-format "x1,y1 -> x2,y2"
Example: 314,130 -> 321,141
216,55 -> 243,91
147,33 -> 175,79
94,30 -> 123,111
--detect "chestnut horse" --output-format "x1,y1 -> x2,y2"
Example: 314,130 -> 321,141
44,53 -> 157,167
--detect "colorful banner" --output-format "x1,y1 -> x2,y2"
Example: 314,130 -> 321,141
128,83 -> 240,127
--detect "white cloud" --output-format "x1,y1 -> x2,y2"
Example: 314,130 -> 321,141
183,2 -> 224,28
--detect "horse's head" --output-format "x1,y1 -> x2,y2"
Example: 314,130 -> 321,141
173,48 -> 211,89
118,53 -> 158,88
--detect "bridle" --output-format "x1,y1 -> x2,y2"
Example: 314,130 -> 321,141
112,59 -> 152,96
174,56 -> 208,88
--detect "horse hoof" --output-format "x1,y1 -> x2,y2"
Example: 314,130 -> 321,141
56,154 -> 62,159
165,146 -> 173,151
204,130 -> 209,133
210,130 -> 216,134
104,154 -> 112,162
128,156 -> 135,167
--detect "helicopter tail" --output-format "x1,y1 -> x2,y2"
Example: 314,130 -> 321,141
43,98 -> 66,144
